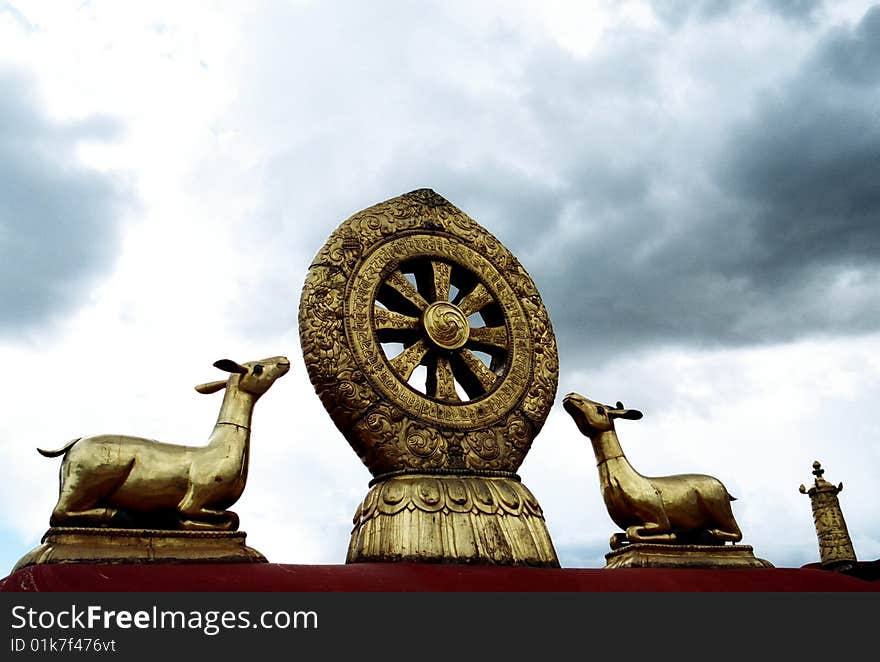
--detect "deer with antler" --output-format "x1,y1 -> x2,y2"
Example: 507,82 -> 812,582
38,356 -> 289,531
563,392 -> 742,549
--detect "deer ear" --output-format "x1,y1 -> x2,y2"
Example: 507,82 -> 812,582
617,409 -> 643,420
213,359 -> 248,374
195,379 -> 227,394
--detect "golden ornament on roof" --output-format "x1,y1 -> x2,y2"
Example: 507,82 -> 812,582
299,189 -> 559,565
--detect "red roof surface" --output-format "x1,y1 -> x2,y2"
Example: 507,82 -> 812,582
3,562 -> 878,592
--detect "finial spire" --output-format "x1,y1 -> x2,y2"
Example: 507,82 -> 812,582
800,460 -> 856,570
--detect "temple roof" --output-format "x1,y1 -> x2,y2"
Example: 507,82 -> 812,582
3,562 -> 878,592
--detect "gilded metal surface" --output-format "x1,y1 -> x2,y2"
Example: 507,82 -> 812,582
563,393 -> 744,549
604,543 -> 773,569
348,474 -> 557,566
422,301 -> 470,350
12,527 -> 266,573
799,461 -> 857,569
299,189 -> 559,565
38,357 -> 290,531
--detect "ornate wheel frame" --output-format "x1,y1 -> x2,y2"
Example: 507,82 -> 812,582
299,190 -> 558,477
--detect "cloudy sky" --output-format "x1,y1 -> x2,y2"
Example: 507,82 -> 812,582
1,0 -> 878,574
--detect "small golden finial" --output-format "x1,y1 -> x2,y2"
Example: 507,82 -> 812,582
800,460 -> 856,570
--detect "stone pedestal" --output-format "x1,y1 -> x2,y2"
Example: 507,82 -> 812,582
604,543 -> 773,569
12,527 -> 266,573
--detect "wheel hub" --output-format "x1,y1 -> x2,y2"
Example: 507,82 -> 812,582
422,301 -> 470,350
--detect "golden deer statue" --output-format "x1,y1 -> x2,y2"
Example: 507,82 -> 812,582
563,392 -> 743,549
38,356 -> 290,531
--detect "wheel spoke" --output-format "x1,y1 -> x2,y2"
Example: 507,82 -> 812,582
389,339 -> 429,382
427,354 -> 460,401
457,283 -> 494,317
376,261 -> 506,402
383,271 -> 429,312
373,306 -> 421,332
467,325 -> 508,352
457,349 -> 497,393
430,261 -> 452,303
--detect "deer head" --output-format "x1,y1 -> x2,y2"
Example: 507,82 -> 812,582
562,392 -> 642,438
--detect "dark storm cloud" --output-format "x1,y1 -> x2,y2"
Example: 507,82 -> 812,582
229,1 -> 879,361
650,0 -> 825,26
517,5 -> 880,360
711,6 -> 880,321
0,70 -> 130,335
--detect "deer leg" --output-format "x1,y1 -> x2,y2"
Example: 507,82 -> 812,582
178,489 -> 239,530
624,502 -> 678,543
50,486 -> 121,526
179,510 -> 239,531
622,495 -> 678,543
50,504 -> 120,527
702,495 -> 743,543
625,522 -> 678,543
49,462 -> 133,526
704,522 -> 742,544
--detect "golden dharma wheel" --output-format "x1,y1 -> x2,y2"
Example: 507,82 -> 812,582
299,189 -> 558,475
299,189 -> 559,565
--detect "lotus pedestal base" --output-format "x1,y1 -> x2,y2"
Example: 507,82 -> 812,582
347,474 -> 559,567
